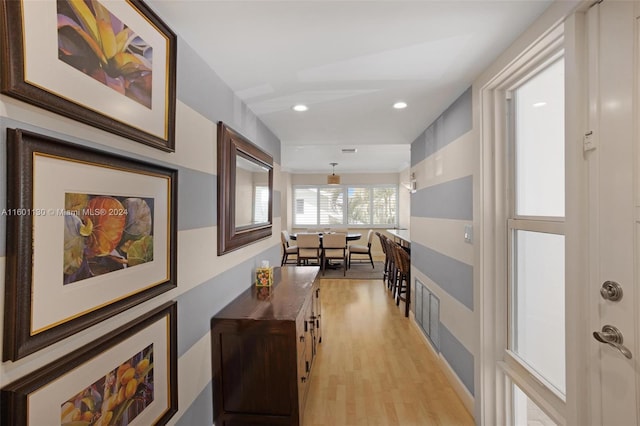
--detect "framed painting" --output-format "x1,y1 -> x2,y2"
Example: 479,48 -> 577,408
3,128 -> 178,361
0,0 -> 177,151
1,301 -> 178,426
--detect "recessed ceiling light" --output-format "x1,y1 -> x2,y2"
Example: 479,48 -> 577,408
292,104 -> 308,112
533,102 -> 547,108
393,102 -> 408,109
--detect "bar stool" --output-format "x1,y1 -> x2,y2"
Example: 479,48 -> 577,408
375,232 -> 389,284
382,235 -> 398,293
392,241 -> 411,317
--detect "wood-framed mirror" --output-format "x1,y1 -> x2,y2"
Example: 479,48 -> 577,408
217,122 -> 273,255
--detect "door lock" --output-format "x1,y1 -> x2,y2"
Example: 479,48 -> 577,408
600,281 -> 623,301
593,325 -> 632,359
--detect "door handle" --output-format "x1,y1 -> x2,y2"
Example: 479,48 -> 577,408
593,325 -> 632,359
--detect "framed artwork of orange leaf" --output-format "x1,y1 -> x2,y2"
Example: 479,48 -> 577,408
3,129 -> 178,361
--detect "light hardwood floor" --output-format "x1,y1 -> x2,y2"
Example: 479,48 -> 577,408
303,279 -> 474,426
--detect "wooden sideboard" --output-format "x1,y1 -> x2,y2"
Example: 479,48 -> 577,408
211,266 -> 322,426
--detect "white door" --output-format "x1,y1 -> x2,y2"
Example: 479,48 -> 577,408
586,1 -> 638,424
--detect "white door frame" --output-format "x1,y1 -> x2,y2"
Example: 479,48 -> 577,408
477,5 -> 591,425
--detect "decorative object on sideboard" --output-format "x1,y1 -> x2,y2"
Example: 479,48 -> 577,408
3,128 -> 178,361
217,122 -> 273,255
256,261 -> 274,287
0,0 -> 177,151
1,302 -> 178,426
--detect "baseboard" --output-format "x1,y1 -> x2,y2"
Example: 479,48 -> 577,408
409,311 -> 475,418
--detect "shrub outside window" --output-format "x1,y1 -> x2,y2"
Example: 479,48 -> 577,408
293,185 -> 398,227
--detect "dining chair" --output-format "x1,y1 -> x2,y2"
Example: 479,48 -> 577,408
280,230 -> 298,266
321,233 -> 347,276
296,233 -> 322,266
348,229 -> 374,269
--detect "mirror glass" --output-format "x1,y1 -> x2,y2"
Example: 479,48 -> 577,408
235,154 -> 270,228
217,122 -> 273,255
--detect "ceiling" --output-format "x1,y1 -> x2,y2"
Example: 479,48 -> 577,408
149,0 -> 552,173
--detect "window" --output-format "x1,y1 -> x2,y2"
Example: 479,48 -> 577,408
319,187 -> 343,225
253,185 -> 269,223
480,24 -> 566,426
507,57 -> 566,399
293,185 -> 398,227
373,187 -> 397,225
512,383 -> 557,426
293,188 -> 317,226
347,187 -> 370,225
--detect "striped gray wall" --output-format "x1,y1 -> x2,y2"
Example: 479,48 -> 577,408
410,175 -> 473,220
0,117 -> 220,234
273,190 -> 281,219
173,40 -> 283,424
176,382 -> 213,426
412,242 -> 473,310
177,40 -> 281,163
178,169 -> 216,230
411,87 -> 472,166
440,323 -> 475,396
0,32 -> 283,426
177,244 -> 281,357
410,86 -> 475,403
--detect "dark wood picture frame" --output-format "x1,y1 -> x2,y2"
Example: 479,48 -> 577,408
217,122 -> 273,255
0,0 -> 177,152
3,128 -> 178,361
1,301 -> 178,426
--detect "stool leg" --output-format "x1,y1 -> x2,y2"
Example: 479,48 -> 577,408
382,255 -> 389,283
404,271 -> 411,318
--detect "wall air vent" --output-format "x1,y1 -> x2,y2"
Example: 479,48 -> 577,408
414,279 -> 440,352
341,148 -> 357,154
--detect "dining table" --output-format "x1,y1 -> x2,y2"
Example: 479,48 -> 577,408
289,232 -> 361,270
289,232 -> 362,242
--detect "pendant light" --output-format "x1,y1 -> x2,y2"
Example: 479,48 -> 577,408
327,162 -> 341,185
